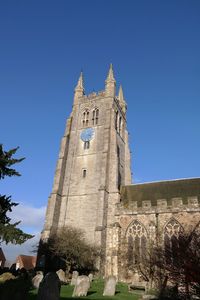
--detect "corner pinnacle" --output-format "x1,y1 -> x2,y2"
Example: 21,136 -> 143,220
106,63 -> 116,83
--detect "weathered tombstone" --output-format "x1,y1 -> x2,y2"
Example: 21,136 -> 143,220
103,275 -> 116,296
56,269 -> 66,283
70,270 -> 79,285
72,275 -> 90,297
88,273 -> 93,282
32,271 -> 44,288
37,272 -> 61,300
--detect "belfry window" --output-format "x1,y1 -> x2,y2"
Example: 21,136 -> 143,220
84,141 -> 90,149
92,108 -> 99,125
82,110 -> 89,127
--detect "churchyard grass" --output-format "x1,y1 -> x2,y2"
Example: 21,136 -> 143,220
28,278 -> 140,299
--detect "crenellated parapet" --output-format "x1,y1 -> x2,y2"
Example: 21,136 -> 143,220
116,195 -> 200,215
80,90 -> 106,101
116,178 -> 200,215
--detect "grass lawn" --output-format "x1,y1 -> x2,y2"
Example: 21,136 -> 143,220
28,279 -> 140,300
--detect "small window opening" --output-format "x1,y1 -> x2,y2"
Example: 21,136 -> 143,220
82,169 -> 87,178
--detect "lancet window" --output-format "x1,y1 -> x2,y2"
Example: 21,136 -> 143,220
82,110 -> 89,127
126,220 -> 147,265
92,108 -> 99,125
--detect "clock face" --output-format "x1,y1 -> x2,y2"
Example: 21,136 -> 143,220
80,128 -> 95,142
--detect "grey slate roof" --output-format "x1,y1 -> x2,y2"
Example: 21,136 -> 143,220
121,178 -> 200,207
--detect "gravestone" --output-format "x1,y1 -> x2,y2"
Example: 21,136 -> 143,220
88,273 -> 93,282
37,272 -> 61,300
72,275 -> 90,297
56,269 -> 66,283
32,271 -> 43,288
70,270 -> 79,285
103,275 -> 116,296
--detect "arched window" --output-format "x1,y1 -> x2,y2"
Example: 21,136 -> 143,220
164,218 -> 184,263
92,108 -> 99,125
82,110 -> 89,127
126,220 -> 147,265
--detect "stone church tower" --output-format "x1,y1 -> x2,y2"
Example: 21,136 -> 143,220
41,64 -> 200,280
41,65 -> 132,274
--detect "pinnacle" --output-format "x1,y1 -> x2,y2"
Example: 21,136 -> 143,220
118,84 -> 127,112
118,85 -> 124,102
75,71 -> 84,92
106,63 -> 116,82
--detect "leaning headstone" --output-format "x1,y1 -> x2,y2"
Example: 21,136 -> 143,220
56,269 -> 66,283
32,271 -> 44,288
37,272 -> 61,300
70,270 -> 79,285
72,275 -> 90,297
88,273 -> 93,282
103,275 -> 116,296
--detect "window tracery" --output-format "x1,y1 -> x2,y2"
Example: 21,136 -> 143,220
126,220 -> 147,264
164,218 -> 184,260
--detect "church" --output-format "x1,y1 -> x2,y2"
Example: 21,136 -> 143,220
41,65 -> 200,280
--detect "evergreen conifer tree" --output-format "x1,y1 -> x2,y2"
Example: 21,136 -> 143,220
0,144 -> 33,244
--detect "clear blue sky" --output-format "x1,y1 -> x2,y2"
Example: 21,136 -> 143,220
0,1 -> 200,258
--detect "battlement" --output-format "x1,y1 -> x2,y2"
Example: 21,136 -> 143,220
117,178 -> 200,214
116,195 -> 200,215
81,90 -> 106,101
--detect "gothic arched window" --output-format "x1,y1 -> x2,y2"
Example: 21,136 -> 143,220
164,218 -> 184,262
92,108 -> 99,125
126,220 -> 147,265
82,110 -> 89,127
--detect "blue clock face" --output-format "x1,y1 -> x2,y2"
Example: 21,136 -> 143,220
80,128 -> 95,142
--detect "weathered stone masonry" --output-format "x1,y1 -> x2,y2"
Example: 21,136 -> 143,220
41,65 -> 200,279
